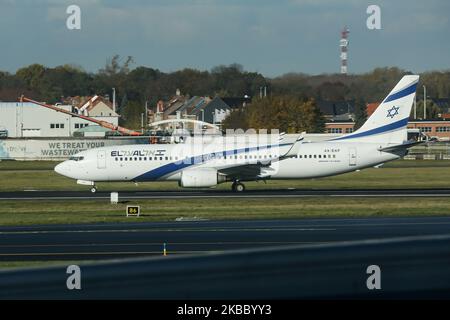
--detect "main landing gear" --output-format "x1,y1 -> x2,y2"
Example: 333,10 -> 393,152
90,186 -> 97,193
231,181 -> 245,192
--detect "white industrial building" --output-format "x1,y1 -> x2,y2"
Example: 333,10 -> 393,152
0,100 -> 119,138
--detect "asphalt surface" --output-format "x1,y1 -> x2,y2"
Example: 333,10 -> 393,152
1,216 -> 450,261
1,232 -> 450,299
2,188 -> 450,200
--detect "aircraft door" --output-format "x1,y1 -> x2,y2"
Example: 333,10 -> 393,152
349,147 -> 357,166
97,150 -> 106,169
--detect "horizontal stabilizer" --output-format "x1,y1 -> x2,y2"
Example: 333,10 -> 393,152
378,140 -> 424,152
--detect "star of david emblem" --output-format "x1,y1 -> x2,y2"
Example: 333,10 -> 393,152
386,106 -> 400,119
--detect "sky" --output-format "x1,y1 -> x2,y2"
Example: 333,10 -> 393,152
0,0 -> 449,77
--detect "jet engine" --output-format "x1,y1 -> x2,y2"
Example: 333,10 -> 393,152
179,168 -> 226,188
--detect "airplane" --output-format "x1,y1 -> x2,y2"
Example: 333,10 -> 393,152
55,75 -> 420,193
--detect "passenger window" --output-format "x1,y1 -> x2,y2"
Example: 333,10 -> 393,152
160,157 -> 163,161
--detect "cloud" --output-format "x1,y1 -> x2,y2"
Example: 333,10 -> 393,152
0,0 -> 448,75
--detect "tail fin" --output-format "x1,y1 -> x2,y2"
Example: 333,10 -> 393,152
334,75 -> 419,143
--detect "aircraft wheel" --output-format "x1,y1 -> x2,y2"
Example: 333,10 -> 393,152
90,186 -> 97,193
234,182 -> 245,192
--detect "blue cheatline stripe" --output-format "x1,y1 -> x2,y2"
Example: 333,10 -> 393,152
332,117 -> 409,141
133,143 -> 291,181
384,81 -> 418,103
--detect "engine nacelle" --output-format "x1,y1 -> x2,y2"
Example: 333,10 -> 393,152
179,168 -> 225,188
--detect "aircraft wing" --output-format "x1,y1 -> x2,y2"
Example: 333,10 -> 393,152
218,163 -> 268,180
218,133 -> 304,180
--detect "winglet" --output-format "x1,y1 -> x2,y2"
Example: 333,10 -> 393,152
280,132 -> 304,159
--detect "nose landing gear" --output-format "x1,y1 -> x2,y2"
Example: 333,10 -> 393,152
77,180 -> 96,193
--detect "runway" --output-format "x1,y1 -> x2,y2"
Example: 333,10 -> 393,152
1,216 -> 450,261
1,231 -> 450,299
2,188 -> 450,200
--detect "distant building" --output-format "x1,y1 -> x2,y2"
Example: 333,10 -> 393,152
325,120 -> 355,134
193,97 -> 231,124
324,119 -> 450,140
162,93 -> 190,118
324,100 -> 450,141
366,102 -> 380,117
0,102 -> 91,138
148,92 -> 251,128
0,95 -> 119,138
407,120 -> 450,141
73,95 -> 119,126
177,96 -> 210,116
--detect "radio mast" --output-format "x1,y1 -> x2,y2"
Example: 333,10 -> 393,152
340,27 -> 350,74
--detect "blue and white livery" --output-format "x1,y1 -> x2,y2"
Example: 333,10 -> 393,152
55,75 -> 420,192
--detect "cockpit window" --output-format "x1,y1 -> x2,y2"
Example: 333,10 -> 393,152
69,156 -> 84,161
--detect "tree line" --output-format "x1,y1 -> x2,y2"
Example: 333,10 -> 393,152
1,56 -> 449,130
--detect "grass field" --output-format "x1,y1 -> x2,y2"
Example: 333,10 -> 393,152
0,159 -> 449,227
1,197 -> 450,226
0,261 -> 90,269
1,159 -> 450,192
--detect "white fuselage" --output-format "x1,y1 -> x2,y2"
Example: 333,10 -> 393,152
54,140 -> 401,184
53,75 -> 419,189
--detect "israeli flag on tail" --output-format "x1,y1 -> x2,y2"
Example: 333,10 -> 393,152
333,75 -> 419,144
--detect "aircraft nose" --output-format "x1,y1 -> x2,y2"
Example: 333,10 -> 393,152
54,161 -> 70,177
